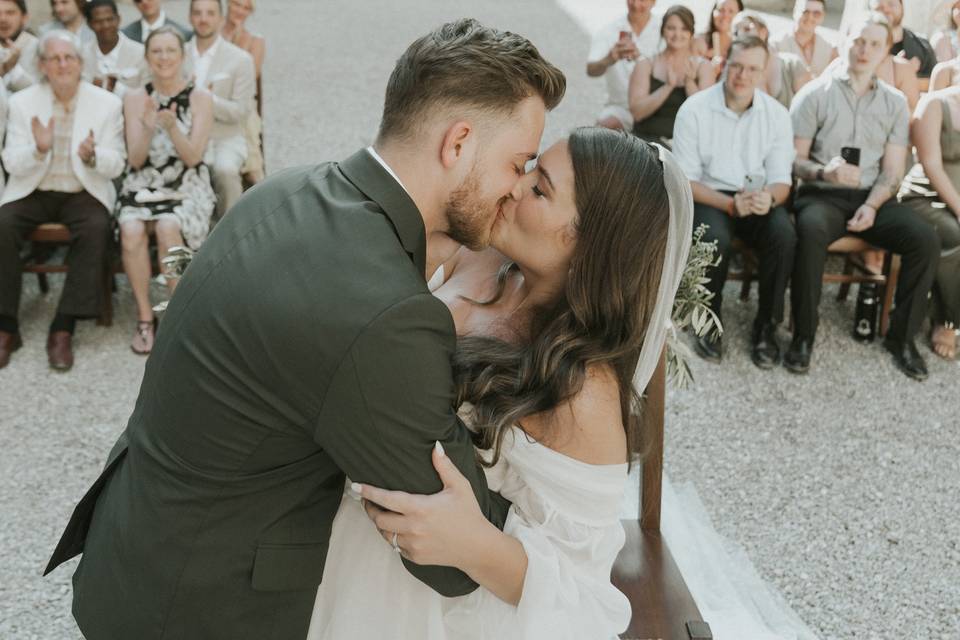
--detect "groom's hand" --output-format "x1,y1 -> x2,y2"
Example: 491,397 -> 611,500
356,441 -> 493,570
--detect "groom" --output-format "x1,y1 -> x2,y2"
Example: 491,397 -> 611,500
44,19 -> 566,639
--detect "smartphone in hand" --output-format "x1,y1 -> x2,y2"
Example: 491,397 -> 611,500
743,174 -> 764,192
841,146 -> 861,167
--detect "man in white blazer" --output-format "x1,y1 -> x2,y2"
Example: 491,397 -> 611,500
0,30 -> 125,371
188,0 -> 254,217
82,0 -> 146,97
0,0 -> 39,92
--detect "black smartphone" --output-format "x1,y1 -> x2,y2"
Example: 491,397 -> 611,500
841,146 -> 861,167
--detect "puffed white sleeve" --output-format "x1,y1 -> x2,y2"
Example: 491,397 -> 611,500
442,497 -> 631,640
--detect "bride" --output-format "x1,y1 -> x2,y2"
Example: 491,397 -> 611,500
307,127 -> 693,639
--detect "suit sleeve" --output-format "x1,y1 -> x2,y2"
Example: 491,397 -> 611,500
1,97 -> 46,176
93,94 -> 126,179
311,292 -> 512,597
212,52 -> 255,125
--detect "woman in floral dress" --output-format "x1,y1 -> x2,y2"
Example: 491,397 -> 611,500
117,26 -> 215,355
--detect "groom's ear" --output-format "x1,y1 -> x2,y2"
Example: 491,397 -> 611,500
439,120 -> 475,170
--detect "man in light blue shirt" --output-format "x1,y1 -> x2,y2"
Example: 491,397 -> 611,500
672,35 -> 797,369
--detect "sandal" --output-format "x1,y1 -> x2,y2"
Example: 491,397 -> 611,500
929,323 -> 957,360
131,320 -> 155,355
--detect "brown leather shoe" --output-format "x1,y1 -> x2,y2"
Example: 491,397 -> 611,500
46,331 -> 74,372
0,331 -> 22,369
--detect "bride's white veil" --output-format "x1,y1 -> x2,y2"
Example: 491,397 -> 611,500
631,142 -> 694,393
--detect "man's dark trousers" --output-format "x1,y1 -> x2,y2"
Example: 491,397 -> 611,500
0,190 -> 111,321
694,199 -> 797,327
791,186 -> 939,343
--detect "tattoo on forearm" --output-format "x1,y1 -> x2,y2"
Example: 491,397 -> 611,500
867,171 -> 901,207
794,159 -> 822,181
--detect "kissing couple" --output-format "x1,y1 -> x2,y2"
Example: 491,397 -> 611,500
45,18 -> 693,640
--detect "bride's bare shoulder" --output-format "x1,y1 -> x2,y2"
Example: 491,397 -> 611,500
526,364 -> 628,466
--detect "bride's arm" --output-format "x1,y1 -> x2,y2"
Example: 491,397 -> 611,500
359,444 -> 528,605
357,366 -> 627,606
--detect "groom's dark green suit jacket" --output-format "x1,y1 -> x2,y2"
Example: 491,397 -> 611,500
45,150 -> 511,639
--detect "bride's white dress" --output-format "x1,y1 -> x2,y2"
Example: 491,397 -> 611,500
306,426 -> 632,640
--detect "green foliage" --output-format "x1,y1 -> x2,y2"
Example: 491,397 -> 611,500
666,224 -> 723,389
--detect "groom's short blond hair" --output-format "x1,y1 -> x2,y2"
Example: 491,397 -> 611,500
377,18 -> 566,144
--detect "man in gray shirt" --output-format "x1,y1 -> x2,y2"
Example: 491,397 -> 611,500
787,13 -> 938,380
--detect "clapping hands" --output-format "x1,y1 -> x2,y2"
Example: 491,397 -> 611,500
77,129 -> 96,166
30,116 -> 54,154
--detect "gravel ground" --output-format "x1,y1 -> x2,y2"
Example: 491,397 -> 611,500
1,1 -> 958,639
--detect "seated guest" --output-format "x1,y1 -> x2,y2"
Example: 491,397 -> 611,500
628,6 -> 712,146
586,0 -> 662,132
771,0 -> 837,76
82,0 -> 146,97
732,11 -> 811,109
122,0 -> 191,44
221,0 -> 263,184
118,26 -> 214,355
931,1 -> 960,62
0,0 -> 38,92
0,30 -> 125,371
869,0 -> 937,92
694,0 -> 743,77
672,35 -> 796,368
788,14 -> 939,380
899,88 -> 960,360
39,0 -> 95,46
188,0 -> 255,218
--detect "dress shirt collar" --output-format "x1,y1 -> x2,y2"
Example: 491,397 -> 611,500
832,64 -> 879,91
189,35 -> 222,61
366,146 -> 410,196
141,10 -> 166,37
708,83 -> 762,118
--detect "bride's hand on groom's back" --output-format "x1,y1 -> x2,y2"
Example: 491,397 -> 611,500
354,442 -> 498,570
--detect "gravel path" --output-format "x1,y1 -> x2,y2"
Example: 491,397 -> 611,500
1,2 -> 957,639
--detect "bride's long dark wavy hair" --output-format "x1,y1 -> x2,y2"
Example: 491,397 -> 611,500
454,128 -> 671,466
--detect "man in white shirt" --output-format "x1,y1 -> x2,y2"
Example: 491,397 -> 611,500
122,0 -> 191,44
672,35 -> 797,369
0,0 -> 38,92
82,0 -> 146,97
0,30 -> 125,371
586,0 -> 662,131
39,0 -> 95,46
188,0 -> 255,217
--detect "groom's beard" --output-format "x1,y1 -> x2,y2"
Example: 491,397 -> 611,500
444,164 -> 495,251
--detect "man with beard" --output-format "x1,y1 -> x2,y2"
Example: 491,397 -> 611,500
45,18 -> 566,640
0,0 -> 38,92
39,0 -> 95,46
870,0 -> 937,90
187,0 -> 254,217
787,13 -> 939,379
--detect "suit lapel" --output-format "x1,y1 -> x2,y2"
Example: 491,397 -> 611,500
339,149 -> 427,276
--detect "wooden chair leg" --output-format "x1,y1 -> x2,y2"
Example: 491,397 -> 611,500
739,269 -> 752,302
879,254 -> 901,337
97,255 -> 114,327
37,272 -> 50,293
837,255 -> 855,301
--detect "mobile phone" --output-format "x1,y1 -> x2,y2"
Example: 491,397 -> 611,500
619,30 -> 632,41
744,174 -> 764,192
841,146 -> 861,167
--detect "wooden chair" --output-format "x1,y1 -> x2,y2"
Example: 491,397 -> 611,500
612,352 -> 713,640
21,223 -> 114,326
728,236 -> 902,337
